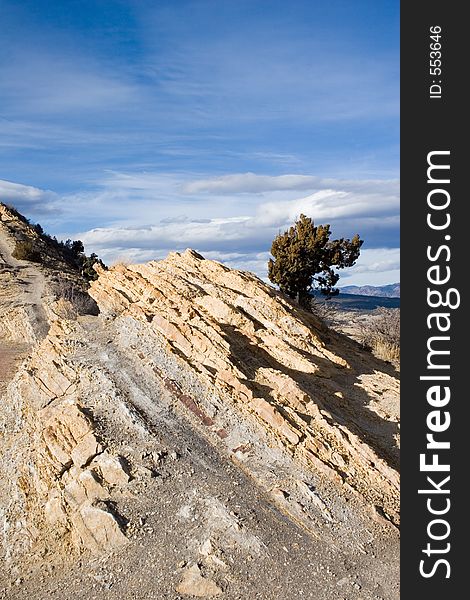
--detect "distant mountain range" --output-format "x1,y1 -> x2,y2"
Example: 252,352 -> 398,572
339,283 -> 400,298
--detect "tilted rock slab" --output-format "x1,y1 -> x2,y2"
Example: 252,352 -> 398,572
1,248 -> 399,566
90,250 -> 399,524
1,319 -> 129,560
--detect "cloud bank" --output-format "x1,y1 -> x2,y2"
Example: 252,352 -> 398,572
1,170 -> 399,286
0,179 -> 59,214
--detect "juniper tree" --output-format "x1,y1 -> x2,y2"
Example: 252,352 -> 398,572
268,214 -> 363,307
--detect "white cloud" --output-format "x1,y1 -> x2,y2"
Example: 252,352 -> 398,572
78,189 -> 399,285
0,179 -> 59,213
80,216 -> 253,249
255,189 -> 398,228
339,248 -> 400,286
93,246 -> 169,266
71,171 -> 398,277
2,171 -> 399,286
71,169 -> 398,241
183,172 -> 399,195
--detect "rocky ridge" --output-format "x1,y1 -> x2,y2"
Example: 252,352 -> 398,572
90,251 -> 399,524
1,204 -> 132,561
1,205 -> 400,599
339,284 -> 400,298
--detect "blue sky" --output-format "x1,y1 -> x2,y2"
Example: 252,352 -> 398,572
0,0 -> 399,285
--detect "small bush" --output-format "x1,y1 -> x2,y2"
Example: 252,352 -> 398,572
12,240 -> 41,262
358,307 -> 400,363
80,253 -> 106,281
54,278 -> 99,316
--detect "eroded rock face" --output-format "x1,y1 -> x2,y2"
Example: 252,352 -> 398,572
1,246 -> 399,571
90,250 -> 399,524
1,319 -> 130,560
37,399 -> 128,554
8,395 -> 128,556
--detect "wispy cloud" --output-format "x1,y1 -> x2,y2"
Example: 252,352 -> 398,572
339,248 -> 400,286
0,0 -> 398,180
0,1 -> 399,287
183,173 -> 311,194
140,5 -> 399,127
59,169 -> 400,285
183,172 -> 399,195
0,49 -> 137,118
0,179 -> 60,214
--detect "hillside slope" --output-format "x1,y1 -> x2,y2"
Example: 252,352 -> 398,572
340,284 -> 400,298
0,209 -> 399,599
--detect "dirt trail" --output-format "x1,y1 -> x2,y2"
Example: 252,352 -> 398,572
0,343 -> 29,396
0,227 -> 47,324
0,228 -> 48,391
0,229 -> 18,267
0,232 -> 44,296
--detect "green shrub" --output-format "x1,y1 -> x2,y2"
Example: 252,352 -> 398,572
268,214 -> 363,306
12,240 -> 42,262
359,308 -> 400,363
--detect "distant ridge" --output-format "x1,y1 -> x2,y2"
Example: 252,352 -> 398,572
340,283 -> 400,298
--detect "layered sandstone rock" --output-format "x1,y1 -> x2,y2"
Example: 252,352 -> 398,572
1,209 -> 130,560
90,250 -> 399,524
1,241 -> 399,571
2,322 -> 130,557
